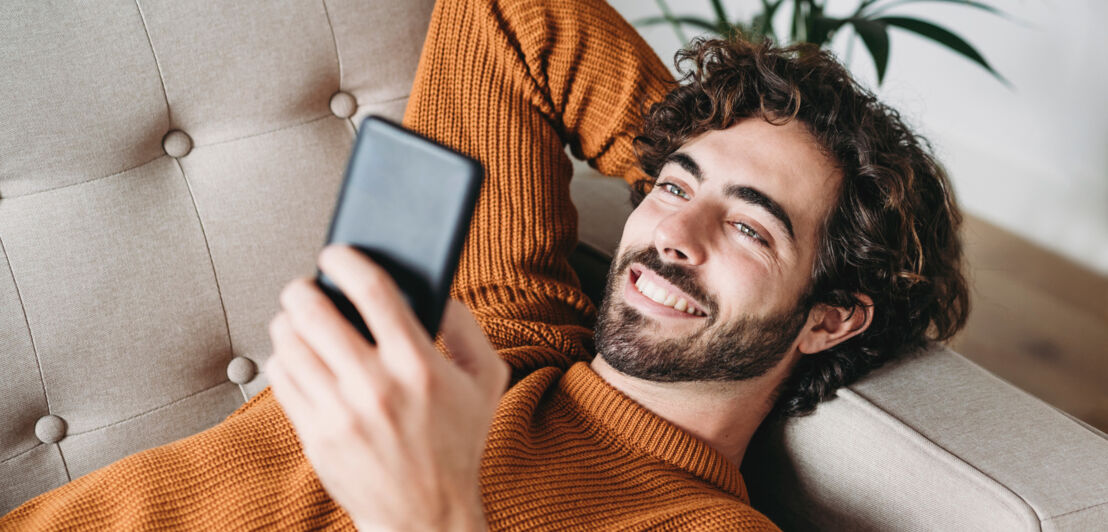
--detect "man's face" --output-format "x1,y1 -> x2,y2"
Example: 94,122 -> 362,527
595,117 -> 841,382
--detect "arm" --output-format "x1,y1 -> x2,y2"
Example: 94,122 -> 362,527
402,0 -> 675,378
264,1 -> 677,520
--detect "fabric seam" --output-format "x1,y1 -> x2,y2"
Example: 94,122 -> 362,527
172,157 -> 240,400
0,237 -> 50,413
0,236 -> 61,478
65,380 -> 230,437
134,0 -> 173,126
1044,499 -> 1108,521
0,381 -> 230,464
0,441 -> 40,465
54,443 -> 71,482
200,114 -> 332,149
321,0 -> 344,87
1,155 -> 165,200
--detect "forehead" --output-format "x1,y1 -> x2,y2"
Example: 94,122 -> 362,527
674,118 -> 842,244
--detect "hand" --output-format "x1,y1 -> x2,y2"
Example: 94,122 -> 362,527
265,245 -> 508,531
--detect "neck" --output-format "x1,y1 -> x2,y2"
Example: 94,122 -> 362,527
589,355 -> 794,466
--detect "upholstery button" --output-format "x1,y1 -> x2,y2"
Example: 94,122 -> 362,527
35,415 -> 66,444
227,356 -> 257,384
329,91 -> 357,118
162,129 -> 192,158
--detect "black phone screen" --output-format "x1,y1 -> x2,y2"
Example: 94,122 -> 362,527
316,116 -> 483,343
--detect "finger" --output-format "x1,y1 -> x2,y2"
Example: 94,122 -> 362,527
439,299 -> 509,396
279,278 -> 399,414
317,245 -> 435,362
268,312 -> 348,412
280,276 -> 384,386
266,357 -> 318,435
270,358 -> 374,462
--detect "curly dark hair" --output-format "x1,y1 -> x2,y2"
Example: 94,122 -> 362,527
630,36 -> 970,417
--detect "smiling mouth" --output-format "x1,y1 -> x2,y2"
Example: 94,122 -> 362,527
628,266 -> 708,317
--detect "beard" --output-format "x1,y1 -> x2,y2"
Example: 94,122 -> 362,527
594,246 -> 810,382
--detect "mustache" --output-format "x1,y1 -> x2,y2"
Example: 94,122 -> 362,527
613,246 -> 718,318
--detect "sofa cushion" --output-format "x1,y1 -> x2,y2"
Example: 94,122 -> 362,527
0,0 -> 434,513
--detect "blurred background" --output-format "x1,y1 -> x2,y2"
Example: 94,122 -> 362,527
606,0 -> 1108,430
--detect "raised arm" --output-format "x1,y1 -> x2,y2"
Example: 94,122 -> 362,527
403,0 -> 674,378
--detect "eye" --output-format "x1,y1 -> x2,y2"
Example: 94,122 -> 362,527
731,222 -> 768,247
656,182 -> 690,200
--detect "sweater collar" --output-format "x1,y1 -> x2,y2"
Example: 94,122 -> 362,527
556,362 -> 749,502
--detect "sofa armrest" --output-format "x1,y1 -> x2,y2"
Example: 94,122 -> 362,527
745,345 -> 1108,531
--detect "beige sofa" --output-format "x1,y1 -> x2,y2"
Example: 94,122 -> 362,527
2,0 -> 1105,529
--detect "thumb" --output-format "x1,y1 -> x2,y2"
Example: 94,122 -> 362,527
439,299 -> 508,396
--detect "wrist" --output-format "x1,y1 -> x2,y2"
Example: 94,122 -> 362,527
446,488 -> 487,532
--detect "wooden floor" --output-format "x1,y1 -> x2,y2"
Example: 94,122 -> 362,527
951,214 -> 1108,433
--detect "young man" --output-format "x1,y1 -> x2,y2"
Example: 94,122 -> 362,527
1,0 -> 966,529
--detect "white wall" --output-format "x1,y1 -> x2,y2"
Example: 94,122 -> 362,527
608,0 -> 1108,275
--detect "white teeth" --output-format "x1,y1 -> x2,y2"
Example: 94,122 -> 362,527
649,285 -> 667,304
633,273 -> 703,316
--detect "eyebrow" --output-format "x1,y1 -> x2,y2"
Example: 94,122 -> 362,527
662,152 -> 796,242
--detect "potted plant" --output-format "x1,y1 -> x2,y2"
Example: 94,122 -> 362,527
636,0 -> 1008,85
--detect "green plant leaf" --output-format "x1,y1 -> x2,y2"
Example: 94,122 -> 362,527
810,15 -> 848,45
851,19 -> 890,83
749,13 -> 772,40
877,15 -> 1010,85
633,15 -> 721,34
751,0 -> 786,40
857,0 -> 881,11
792,0 -> 806,42
648,0 -> 688,43
867,0 -> 1006,18
709,0 -> 729,24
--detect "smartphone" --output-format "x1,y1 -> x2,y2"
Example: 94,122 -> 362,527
316,116 -> 483,343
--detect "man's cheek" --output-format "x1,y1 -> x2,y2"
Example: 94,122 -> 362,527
619,202 -> 660,249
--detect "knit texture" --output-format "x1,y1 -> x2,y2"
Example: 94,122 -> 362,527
1,0 -> 778,529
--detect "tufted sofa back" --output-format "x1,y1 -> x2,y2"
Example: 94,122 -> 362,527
0,0 -> 435,511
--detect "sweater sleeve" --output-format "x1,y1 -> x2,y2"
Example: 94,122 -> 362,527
403,0 -> 674,380
0,390 -> 353,530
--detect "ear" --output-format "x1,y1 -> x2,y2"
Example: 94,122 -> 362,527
796,294 -> 874,355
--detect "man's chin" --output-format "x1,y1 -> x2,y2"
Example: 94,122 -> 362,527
594,301 -> 697,381
594,288 -> 807,383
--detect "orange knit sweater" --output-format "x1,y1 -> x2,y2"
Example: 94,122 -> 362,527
2,0 -> 778,529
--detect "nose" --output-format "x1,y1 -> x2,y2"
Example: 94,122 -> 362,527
653,207 -> 708,265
